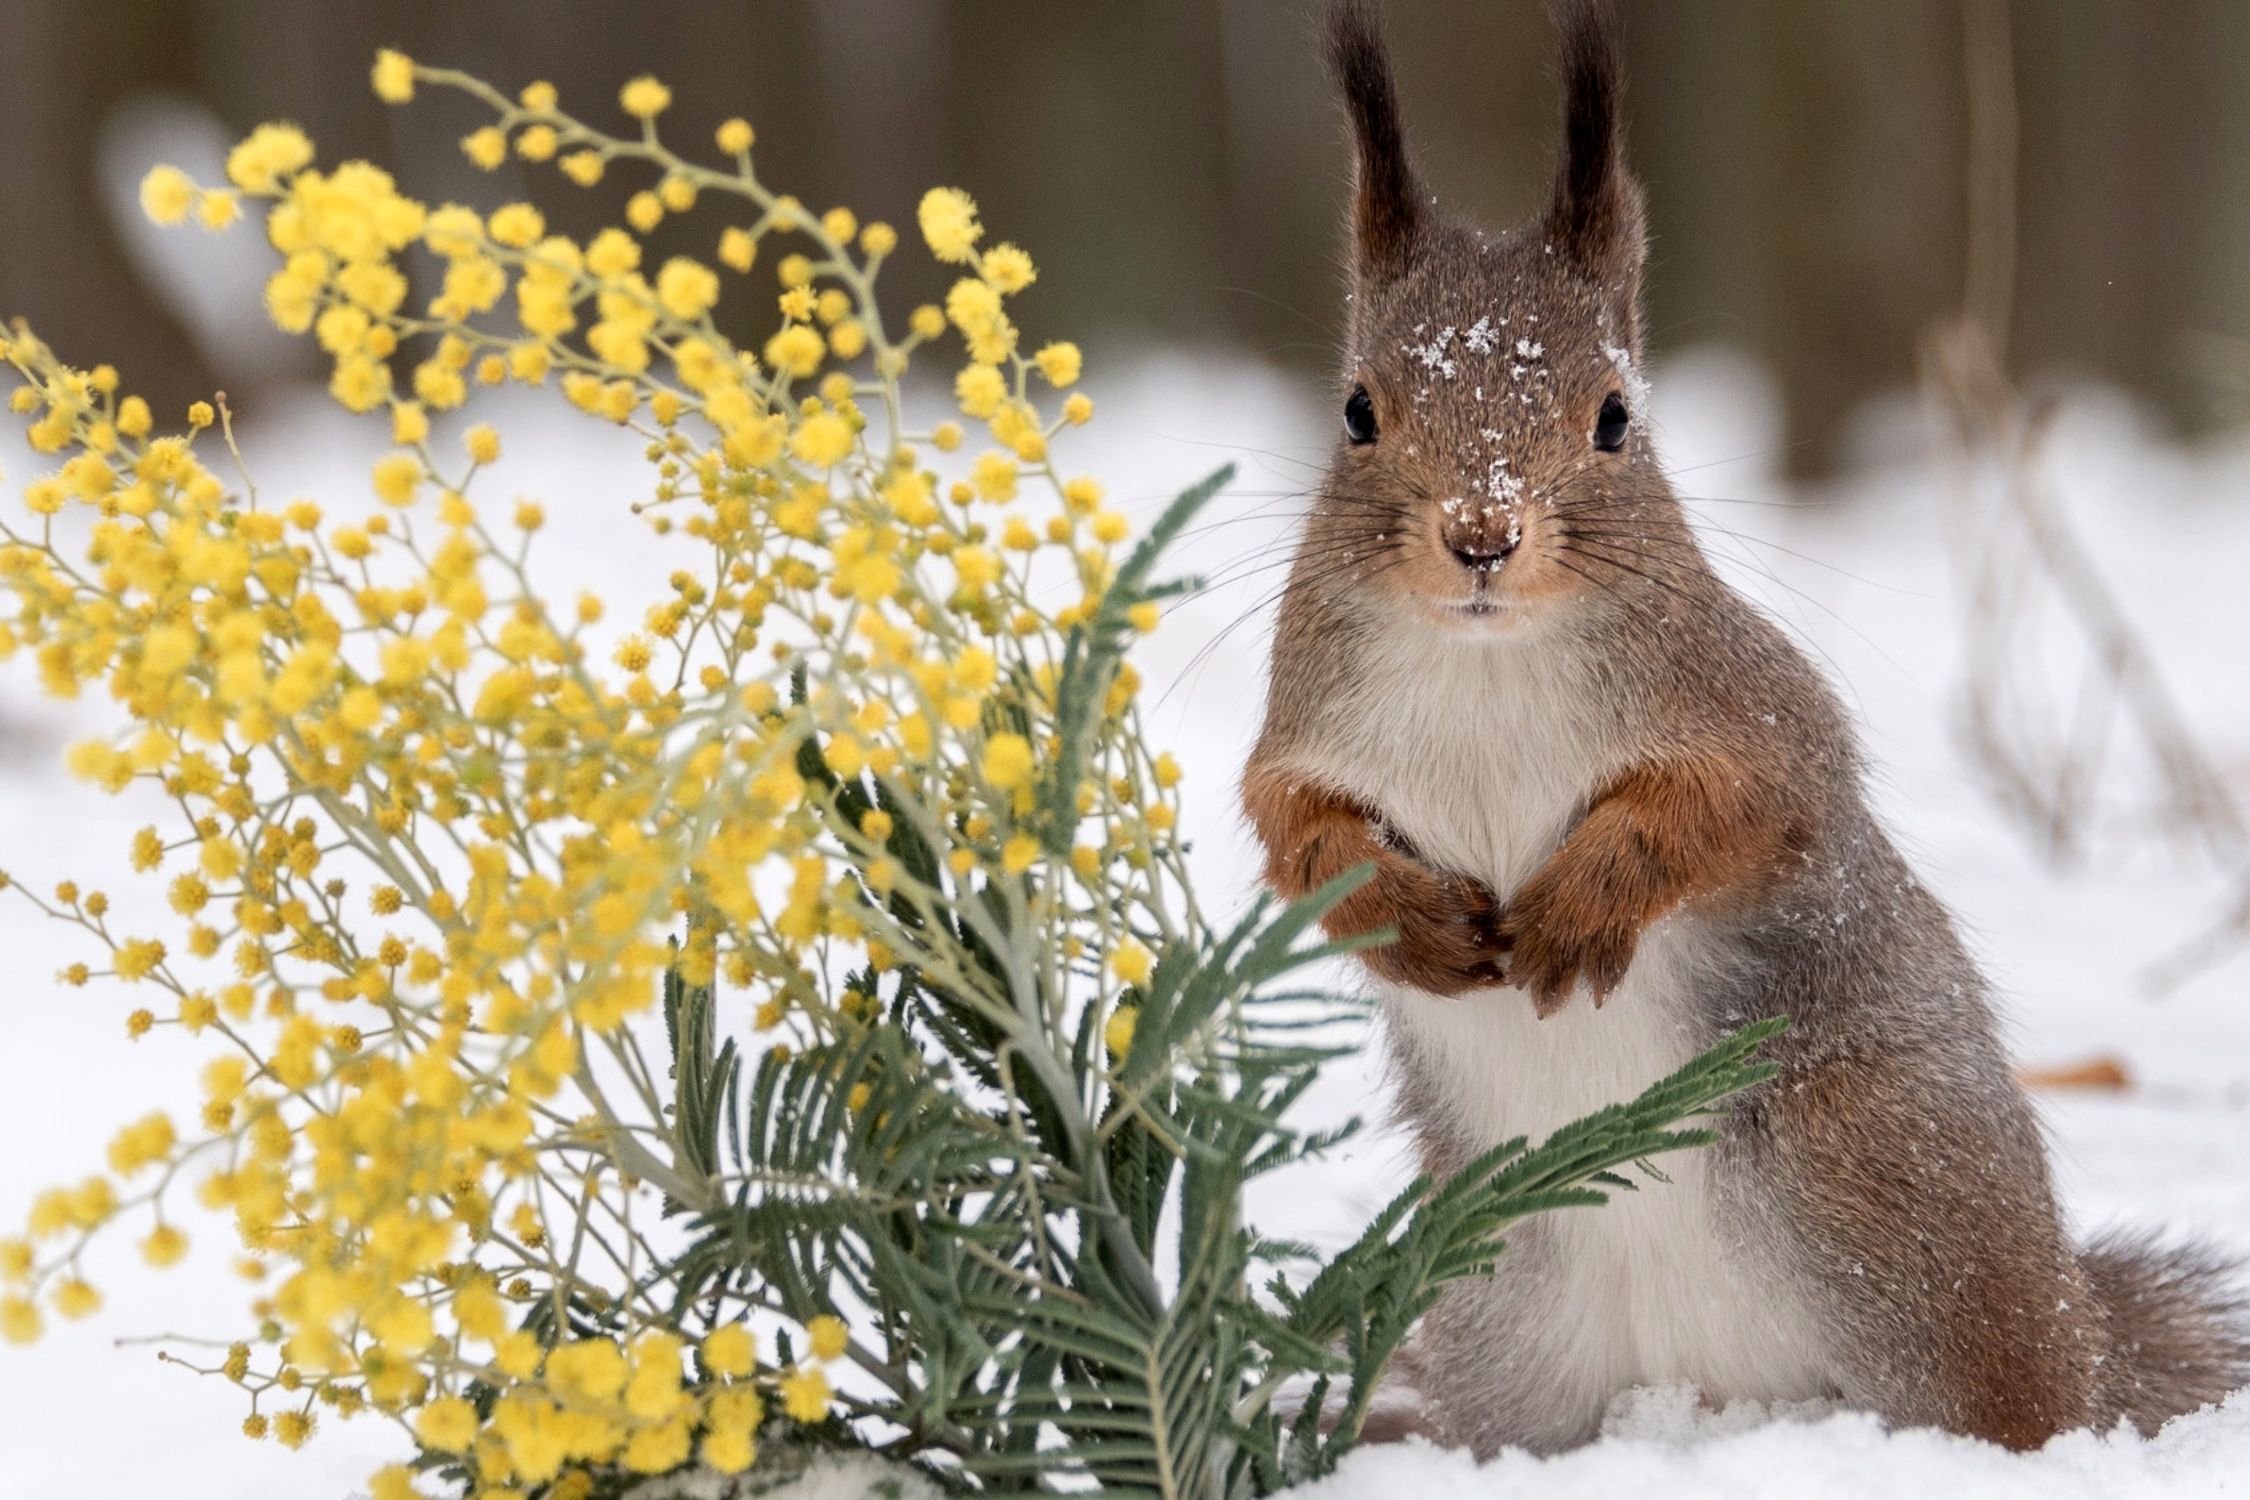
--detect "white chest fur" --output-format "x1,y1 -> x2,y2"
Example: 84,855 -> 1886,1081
1294,615 -> 1831,1413
1300,613 -> 1603,902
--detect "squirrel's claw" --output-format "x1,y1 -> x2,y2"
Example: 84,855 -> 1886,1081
1497,902 -> 1637,1018
1358,865 -> 1512,997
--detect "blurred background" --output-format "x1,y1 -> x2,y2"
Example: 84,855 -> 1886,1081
9,0 -> 2250,476
3,4 -> 2250,1496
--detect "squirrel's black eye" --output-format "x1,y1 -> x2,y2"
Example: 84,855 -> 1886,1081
1593,391 -> 1629,452
1343,385 -> 1377,445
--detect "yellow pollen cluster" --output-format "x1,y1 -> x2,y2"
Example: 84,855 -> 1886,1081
1,47 -> 1187,1496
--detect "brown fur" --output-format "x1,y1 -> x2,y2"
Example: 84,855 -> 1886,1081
1242,0 -> 2250,1455
1500,750 -> 1811,1014
1329,0 -> 1428,286
1749,1051 -> 2100,1450
1242,763 -> 1504,995
2084,1234 -> 2250,1429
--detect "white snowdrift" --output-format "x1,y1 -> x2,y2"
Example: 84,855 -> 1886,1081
1289,1385 -> 2250,1499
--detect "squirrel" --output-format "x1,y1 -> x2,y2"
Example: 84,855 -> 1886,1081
1241,0 -> 2250,1457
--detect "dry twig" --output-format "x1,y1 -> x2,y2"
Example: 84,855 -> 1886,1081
1921,0 -> 2249,990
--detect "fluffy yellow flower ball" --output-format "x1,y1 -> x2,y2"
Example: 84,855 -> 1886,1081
53,1279 -> 101,1320
981,733 -> 1035,793
371,452 -> 422,507
765,324 -> 824,380
371,49 -> 415,104
917,186 -> 983,264
224,122 -> 313,193
655,257 -> 721,321
790,411 -> 855,469
1111,939 -> 1153,988
806,1314 -> 849,1362
415,1395 -> 478,1452
461,126 -> 507,171
487,202 -> 544,247
946,278 -> 1003,337
585,226 -> 641,280
1,1296 -> 41,1345
1035,341 -> 1083,388
140,1224 -> 189,1267
703,1426 -> 757,1475
139,166 -> 195,226
980,243 -> 1037,294
620,75 -> 673,120
1104,1005 -> 1139,1057
779,1365 -> 832,1423
702,1323 -> 755,1377
954,364 -> 1006,420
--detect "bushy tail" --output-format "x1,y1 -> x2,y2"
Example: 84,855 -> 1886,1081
2083,1230 -> 2250,1432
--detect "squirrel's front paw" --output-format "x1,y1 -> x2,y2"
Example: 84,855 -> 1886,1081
1496,892 -> 1638,1017
1360,864 -> 1510,997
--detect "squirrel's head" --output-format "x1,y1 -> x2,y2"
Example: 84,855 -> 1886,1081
1314,0 -> 1678,632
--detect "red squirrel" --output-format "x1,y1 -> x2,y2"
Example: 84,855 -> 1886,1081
1242,0 -> 2249,1456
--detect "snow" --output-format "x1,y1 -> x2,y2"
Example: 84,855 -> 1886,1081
597,1387 -> 2250,1499
4,346 -> 2249,1497
1407,323 -> 1462,377
1605,343 -> 1651,413
621,1451 -> 944,1499
1289,1386 -> 2250,1499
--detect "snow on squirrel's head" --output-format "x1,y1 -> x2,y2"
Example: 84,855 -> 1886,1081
1311,0 -> 1686,635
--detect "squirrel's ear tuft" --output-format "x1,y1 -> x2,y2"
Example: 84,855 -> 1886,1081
1327,0 -> 1427,288
1545,0 -> 1645,281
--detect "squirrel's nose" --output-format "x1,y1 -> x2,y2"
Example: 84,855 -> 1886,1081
1448,536 -> 1517,574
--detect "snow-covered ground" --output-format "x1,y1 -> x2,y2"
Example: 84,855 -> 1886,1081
3,347 -> 2247,1497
